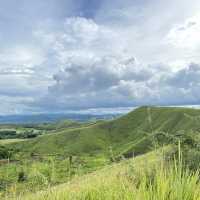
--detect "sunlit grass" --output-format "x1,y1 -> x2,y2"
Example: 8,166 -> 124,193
0,139 -> 27,145
8,147 -> 200,200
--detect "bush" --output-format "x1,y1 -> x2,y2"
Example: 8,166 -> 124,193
183,148 -> 200,170
0,146 -> 13,159
0,130 -> 17,139
18,171 -> 27,182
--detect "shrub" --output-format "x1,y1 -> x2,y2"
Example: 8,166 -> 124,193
0,146 -> 13,159
18,171 -> 27,182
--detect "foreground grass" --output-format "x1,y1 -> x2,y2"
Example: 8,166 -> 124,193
0,155 -> 107,198
8,147 -> 200,200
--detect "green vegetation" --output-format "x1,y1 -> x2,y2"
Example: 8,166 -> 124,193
0,154 -> 107,197
8,146 -> 200,200
0,128 -> 42,140
0,139 -> 27,145
0,145 -> 14,159
9,106 -> 200,157
1,106 -> 200,199
0,120 -> 106,197
27,120 -> 85,131
0,119 -> 85,140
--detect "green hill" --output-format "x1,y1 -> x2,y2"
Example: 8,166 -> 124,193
20,119 -> 85,132
3,106 -> 200,198
9,106 -> 200,157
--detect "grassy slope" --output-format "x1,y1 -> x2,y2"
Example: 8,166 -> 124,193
0,139 -> 27,145
33,120 -> 88,131
9,106 -> 200,156
13,146 -> 200,200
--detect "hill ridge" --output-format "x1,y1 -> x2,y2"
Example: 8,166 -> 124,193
9,106 -> 200,157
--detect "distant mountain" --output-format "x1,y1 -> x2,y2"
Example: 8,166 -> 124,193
0,113 -> 120,124
1,105 -> 199,124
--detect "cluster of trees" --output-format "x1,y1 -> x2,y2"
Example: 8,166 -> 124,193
0,129 -> 42,139
0,130 -> 17,139
20,130 -> 39,138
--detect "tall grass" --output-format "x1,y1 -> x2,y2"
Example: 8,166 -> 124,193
12,148 -> 200,200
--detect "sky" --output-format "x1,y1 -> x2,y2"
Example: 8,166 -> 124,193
1,0 -> 200,115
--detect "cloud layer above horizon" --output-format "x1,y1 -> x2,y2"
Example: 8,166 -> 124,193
1,0 -> 200,114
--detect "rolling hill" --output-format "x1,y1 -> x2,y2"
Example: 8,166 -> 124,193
9,106 -> 200,157
3,106 -> 200,199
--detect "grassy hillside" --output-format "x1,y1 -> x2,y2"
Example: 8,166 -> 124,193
10,146 -> 200,200
30,119 -> 88,131
0,119 -> 86,140
9,106 -> 200,157
2,106 -> 200,198
0,139 -> 27,145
